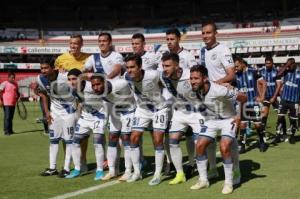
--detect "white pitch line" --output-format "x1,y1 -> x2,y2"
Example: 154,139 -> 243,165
49,180 -> 120,199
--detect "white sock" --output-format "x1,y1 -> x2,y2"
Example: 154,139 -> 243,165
94,144 -> 104,171
63,143 -> 72,172
49,143 -> 59,169
207,141 -> 217,170
186,136 -> 195,166
154,149 -> 164,177
164,134 -> 172,163
107,146 -> 117,175
223,162 -> 233,185
124,146 -> 132,173
72,143 -> 81,171
170,144 -> 183,173
196,158 -> 208,182
231,138 -> 240,172
130,147 -> 140,174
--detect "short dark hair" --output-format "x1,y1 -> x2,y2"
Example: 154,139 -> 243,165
40,56 -> 55,68
67,68 -> 82,77
287,57 -> 295,63
132,33 -> 145,42
161,52 -> 179,63
98,32 -> 112,42
70,34 -> 83,43
8,71 -> 15,77
234,57 -> 248,65
166,28 -> 181,38
190,65 -> 208,77
124,54 -> 142,67
265,56 -> 273,63
91,74 -> 105,82
202,20 -> 217,32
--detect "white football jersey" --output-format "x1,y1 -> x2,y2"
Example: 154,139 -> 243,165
80,81 -> 107,119
199,43 -> 234,81
198,81 -> 237,119
84,51 -> 124,79
178,48 -> 197,69
160,69 -> 200,111
124,70 -> 167,110
37,72 -> 77,115
141,51 -> 161,70
103,79 -> 136,112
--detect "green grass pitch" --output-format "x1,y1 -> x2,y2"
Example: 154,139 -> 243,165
0,102 -> 300,199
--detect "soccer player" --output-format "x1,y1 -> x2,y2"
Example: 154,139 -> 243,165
234,57 -> 267,153
160,52 -> 204,185
37,58 -> 77,177
165,28 -> 197,69
131,33 -> 160,70
98,77 -> 136,181
83,32 -> 123,79
274,58 -> 300,144
259,57 -> 281,131
163,28 -> 198,176
189,65 -> 247,194
131,33 -> 161,171
200,20 -> 239,182
124,54 -> 169,185
54,34 -> 90,172
54,34 -> 90,71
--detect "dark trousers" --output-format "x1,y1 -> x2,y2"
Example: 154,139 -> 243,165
3,106 -> 15,134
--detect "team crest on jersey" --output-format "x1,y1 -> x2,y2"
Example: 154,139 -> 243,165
211,53 -> 217,61
144,58 -> 150,65
145,82 -> 154,89
296,74 -> 300,78
183,81 -> 191,90
108,60 -> 113,66
96,61 -> 100,65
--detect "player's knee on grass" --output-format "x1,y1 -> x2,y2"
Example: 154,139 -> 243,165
93,134 -> 105,145
220,136 -> 233,159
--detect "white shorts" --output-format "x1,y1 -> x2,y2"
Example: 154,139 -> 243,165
169,109 -> 205,134
49,112 -> 76,142
109,110 -> 135,134
75,112 -> 107,135
196,118 -> 236,139
132,107 -> 169,132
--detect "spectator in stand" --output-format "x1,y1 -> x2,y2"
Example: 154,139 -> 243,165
0,72 -> 20,136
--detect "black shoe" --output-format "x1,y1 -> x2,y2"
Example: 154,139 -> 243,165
40,168 -> 58,176
238,144 -> 246,154
259,142 -> 268,152
58,169 -> 70,178
163,162 -> 175,176
289,135 -> 296,144
272,134 -> 281,144
184,164 -> 195,179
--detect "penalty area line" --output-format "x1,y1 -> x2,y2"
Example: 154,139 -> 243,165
49,180 -> 120,199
